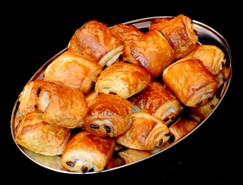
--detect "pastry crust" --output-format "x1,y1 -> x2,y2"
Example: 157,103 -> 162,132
162,58 -> 219,107
129,81 -> 183,126
150,14 -> 198,60
85,90 -> 98,107
110,23 -> 144,64
183,44 -> 226,75
61,130 -> 115,173
189,95 -> 220,120
84,93 -> 133,137
168,116 -> 199,143
15,112 -> 71,156
43,50 -> 102,95
67,20 -> 124,67
95,61 -> 151,99
18,80 -> 88,129
110,23 -> 144,45
116,112 -> 171,151
117,148 -> 152,164
123,29 -> 174,78
216,65 -> 231,87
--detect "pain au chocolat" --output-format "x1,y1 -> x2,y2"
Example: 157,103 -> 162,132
15,112 -> 71,156
68,20 -> 124,68
117,148 -> 152,165
129,81 -> 184,126
18,80 -> 88,129
162,58 -> 219,107
182,44 -> 227,75
43,50 -> 102,95
110,23 -> 144,45
189,95 -> 220,120
116,112 -> 171,151
167,115 -> 199,143
61,130 -> 115,173
149,14 -> 198,60
110,23 -> 144,61
84,93 -> 133,138
95,61 -> 151,99
123,29 -> 175,78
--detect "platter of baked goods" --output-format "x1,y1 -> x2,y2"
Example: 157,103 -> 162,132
10,14 -> 232,174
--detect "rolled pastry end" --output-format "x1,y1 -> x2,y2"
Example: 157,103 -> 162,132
163,58 -> 219,107
61,131 -> 115,173
15,112 -> 71,156
84,94 -> 133,137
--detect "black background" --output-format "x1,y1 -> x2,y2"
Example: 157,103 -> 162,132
2,2 -> 242,184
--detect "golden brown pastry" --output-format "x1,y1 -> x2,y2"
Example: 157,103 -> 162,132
189,95 -> 220,120
216,80 -> 230,100
150,17 -> 171,25
110,23 -> 144,45
85,90 -> 98,107
149,14 -> 198,60
110,23 -> 144,64
95,61 -> 151,99
13,110 -> 25,130
216,63 -> 232,87
117,148 -> 152,164
116,112 -> 171,151
167,116 -> 199,143
15,112 -> 71,156
18,80 -> 88,129
123,29 -> 175,78
84,93 -> 133,137
67,20 -> 124,67
183,44 -> 226,75
105,154 -> 125,170
43,50 -> 102,95
162,58 -> 219,107
61,130 -> 115,173
129,81 -> 184,126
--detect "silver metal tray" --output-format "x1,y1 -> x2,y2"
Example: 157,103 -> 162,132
10,16 -> 232,174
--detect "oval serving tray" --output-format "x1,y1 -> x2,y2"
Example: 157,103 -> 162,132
10,16 -> 232,174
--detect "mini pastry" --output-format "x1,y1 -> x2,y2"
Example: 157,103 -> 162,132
105,154 -> 125,170
15,112 -> 70,156
85,90 -> 98,107
61,130 -> 115,173
129,81 -> 184,126
183,44 -> 227,75
68,20 -> 124,67
13,110 -> 25,130
149,14 -> 198,60
216,63 -> 232,87
110,23 -> 144,45
43,50 -> 102,95
110,23 -> 144,63
167,116 -> 199,143
18,80 -> 88,129
84,93 -> 133,137
123,29 -> 175,78
95,61 -> 151,99
117,148 -> 152,164
189,95 -> 220,120
162,58 -> 219,107
116,112 -> 171,151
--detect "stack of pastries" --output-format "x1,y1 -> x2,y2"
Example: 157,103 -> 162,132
13,14 -> 231,173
